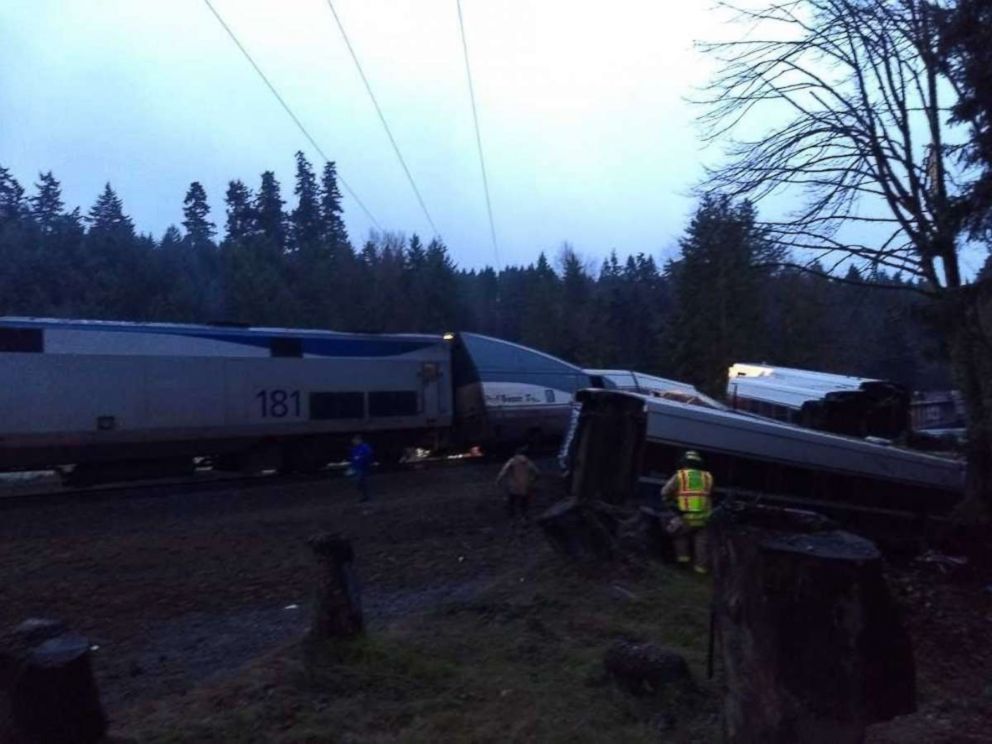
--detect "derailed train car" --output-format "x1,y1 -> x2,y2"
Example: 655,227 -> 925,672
726,363 -> 911,439
453,333 -> 591,449
0,318 -> 591,481
564,389 -> 965,517
586,369 -> 727,409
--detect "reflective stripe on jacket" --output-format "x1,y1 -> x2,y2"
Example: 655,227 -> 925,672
675,468 -> 713,526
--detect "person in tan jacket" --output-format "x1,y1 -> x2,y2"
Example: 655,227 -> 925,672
496,447 -> 540,520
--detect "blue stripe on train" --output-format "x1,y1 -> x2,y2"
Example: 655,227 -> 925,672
191,333 -> 438,357
0,319 -> 441,358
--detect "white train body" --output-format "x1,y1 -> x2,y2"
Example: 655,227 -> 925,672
726,362 -> 873,417
726,362 -> 911,439
0,319 -> 592,473
0,318 -> 452,470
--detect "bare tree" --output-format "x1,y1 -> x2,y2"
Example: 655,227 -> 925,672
696,0 -> 992,512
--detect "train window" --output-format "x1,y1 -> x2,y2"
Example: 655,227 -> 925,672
270,337 -> 303,357
369,390 -> 418,417
589,375 -> 605,389
0,327 -> 43,353
310,392 -> 364,420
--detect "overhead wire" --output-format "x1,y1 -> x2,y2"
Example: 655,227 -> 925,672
323,0 -> 440,237
201,0 -> 382,230
455,0 -> 501,269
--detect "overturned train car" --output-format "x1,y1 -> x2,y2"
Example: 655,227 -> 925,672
726,363 -> 911,439
564,389 -> 965,517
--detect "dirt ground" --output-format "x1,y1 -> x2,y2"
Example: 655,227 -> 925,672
1,463 -> 991,742
868,541 -> 992,743
0,462 -> 546,712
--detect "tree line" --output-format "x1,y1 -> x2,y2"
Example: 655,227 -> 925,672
0,152 -> 950,398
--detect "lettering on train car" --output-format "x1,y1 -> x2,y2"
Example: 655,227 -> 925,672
485,391 -> 547,405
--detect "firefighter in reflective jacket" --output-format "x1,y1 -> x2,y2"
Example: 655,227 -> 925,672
661,450 -> 714,574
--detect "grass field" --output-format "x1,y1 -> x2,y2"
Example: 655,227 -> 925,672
112,554 -> 720,743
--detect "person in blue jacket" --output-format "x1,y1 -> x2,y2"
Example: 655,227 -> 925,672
348,434 -> 374,502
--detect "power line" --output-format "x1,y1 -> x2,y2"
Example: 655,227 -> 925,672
455,0 -> 501,269
201,0 -> 381,230
324,0 -> 440,237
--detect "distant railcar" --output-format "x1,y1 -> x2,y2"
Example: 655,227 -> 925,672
726,362 -> 911,439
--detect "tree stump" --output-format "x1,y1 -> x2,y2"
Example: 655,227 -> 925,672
307,534 -> 363,639
1,620 -> 106,744
711,504 -> 915,744
604,641 -> 692,696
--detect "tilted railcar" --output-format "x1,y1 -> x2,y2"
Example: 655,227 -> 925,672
565,389 -> 964,517
586,368 -> 727,409
726,362 -> 911,439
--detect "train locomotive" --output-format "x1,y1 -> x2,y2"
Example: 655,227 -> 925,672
0,318 -> 591,483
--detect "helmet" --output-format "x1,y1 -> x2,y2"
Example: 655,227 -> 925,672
681,450 -> 704,467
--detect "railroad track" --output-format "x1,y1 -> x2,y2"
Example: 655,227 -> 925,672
3,458 -> 944,552
0,454 -> 493,509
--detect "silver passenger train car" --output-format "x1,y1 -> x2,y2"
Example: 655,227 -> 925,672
0,318 -> 592,481
565,389 -> 965,516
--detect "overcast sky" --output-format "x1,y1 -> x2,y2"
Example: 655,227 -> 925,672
2,1 -> 731,268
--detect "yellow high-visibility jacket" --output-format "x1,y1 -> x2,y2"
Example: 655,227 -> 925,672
661,468 -> 714,527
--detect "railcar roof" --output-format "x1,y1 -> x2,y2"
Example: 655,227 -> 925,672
0,317 -> 445,343
456,332 -> 587,373
729,362 -> 876,388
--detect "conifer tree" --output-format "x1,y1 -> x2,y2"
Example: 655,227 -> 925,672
87,183 -> 134,235
0,167 -> 27,223
31,171 -> 65,233
224,180 -> 255,243
254,171 -> 286,251
291,152 -> 321,252
423,238 -> 461,331
407,234 -> 426,268
182,182 -> 215,248
160,225 -> 183,250
667,195 -> 778,396
521,253 -> 562,354
558,244 -> 593,363
319,161 -> 349,250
